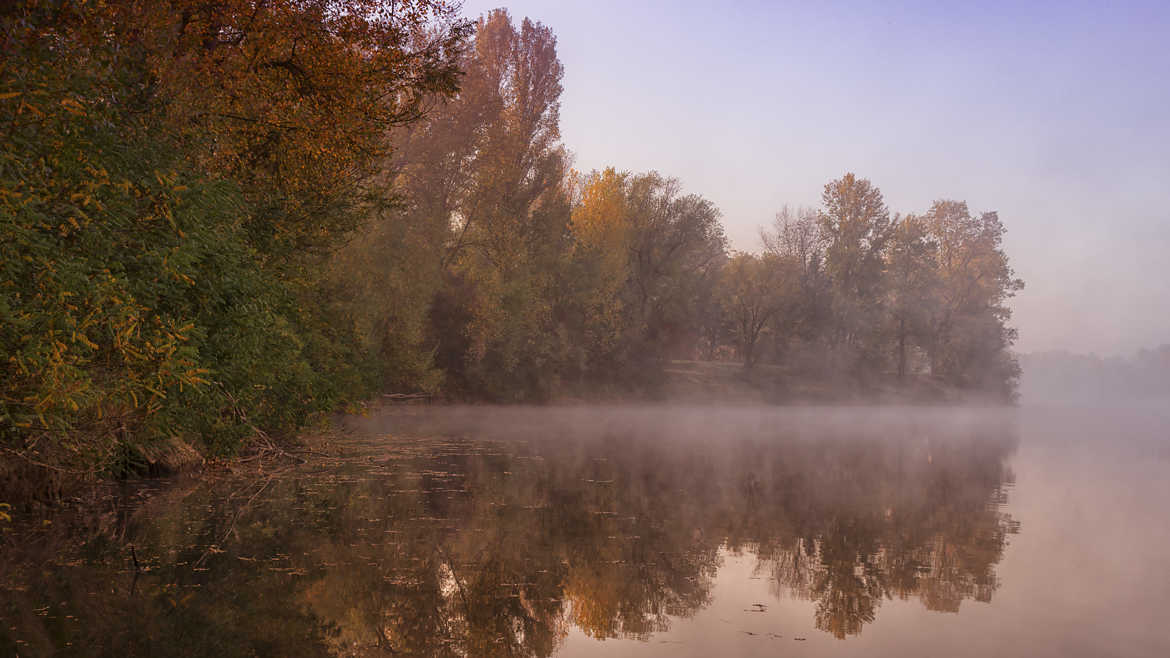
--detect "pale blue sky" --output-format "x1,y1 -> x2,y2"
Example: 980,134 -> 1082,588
461,0 -> 1170,355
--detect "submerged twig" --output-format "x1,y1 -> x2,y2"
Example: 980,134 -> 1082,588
193,476 -> 273,568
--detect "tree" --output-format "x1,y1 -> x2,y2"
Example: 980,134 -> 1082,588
721,253 -> 791,369
353,9 -> 572,399
922,201 -> 1024,398
762,206 -> 832,369
884,214 -> 939,379
341,10 -> 731,399
0,0 -> 469,484
567,168 -> 633,370
818,174 -> 892,368
622,173 -> 727,363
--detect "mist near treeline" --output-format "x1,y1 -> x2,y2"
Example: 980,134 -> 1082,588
348,404 -> 1021,447
1019,347 -> 1170,406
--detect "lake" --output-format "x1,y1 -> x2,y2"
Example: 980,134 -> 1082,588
2,405 -> 1167,657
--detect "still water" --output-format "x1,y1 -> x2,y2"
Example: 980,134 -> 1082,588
2,406 -> 1167,657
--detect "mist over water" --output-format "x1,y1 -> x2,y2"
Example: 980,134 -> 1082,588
4,403 -> 1165,656
1019,348 -> 1170,408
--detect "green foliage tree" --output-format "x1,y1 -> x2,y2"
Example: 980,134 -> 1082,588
1,0 -> 468,490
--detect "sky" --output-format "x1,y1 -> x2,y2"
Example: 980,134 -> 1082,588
461,0 -> 1170,356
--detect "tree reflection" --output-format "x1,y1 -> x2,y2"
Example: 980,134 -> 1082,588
1,412 -> 1018,654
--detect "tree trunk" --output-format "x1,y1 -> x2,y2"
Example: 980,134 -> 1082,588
897,317 -> 906,380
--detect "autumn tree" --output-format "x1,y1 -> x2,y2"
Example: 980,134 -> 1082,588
721,253 -> 793,369
922,201 -> 1024,398
435,10 -> 573,398
761,206 -> 832,370
752,184 -> 1022,398
622,173 -> 728,363
342,9 -> 730,399
0,0 -> 469,485
342,9 -> 571,399
819,173 -> 892,370
553,168 -> 726,385
884,214 -> 939,379
567,168 -> 633,372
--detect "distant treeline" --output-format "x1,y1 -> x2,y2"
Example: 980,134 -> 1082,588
0,4 -> 1022,485
1020,347 -> 1170,405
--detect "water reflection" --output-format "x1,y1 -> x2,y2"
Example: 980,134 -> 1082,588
0,408 -> 1018,655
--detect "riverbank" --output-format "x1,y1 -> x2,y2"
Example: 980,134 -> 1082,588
0,361 -> 1003,508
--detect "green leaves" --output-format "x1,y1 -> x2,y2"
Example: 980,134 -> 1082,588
0,2 -> 466,486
